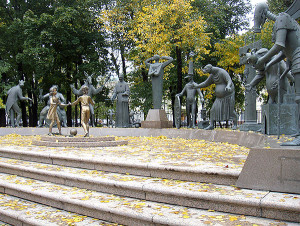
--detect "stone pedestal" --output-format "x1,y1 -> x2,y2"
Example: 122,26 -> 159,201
261,102 -> 298,135
197,121 -> 210,129
236,147 -> 300,194
239,122 -> 261,132
141,109 -> 173,129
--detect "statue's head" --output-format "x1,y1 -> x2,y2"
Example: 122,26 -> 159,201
119,74 -> 124,82
49,86 -> 57,95
203,64 -> 213,74
81,85 -> 89,94
153,55 -> 160,62
19,80 -> 25,87
253,2 -> 269,33
86,76 -> 92,85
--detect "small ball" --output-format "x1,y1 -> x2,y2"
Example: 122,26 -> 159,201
70,128 -> 77,136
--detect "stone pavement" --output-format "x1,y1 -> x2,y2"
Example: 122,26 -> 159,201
0,128 -> 298,225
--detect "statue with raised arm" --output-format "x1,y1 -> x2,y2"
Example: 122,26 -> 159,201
111,74 -> 130,128
71,85 -> 94,137
70,73 -> 109,127
193,64 -> 238,130
145,55 -> 173,109
245,48 -> 294,104
38,85 -> 68,127
253,2 -> 300,145
5,80 -> 32,127
176,61 -> 204,128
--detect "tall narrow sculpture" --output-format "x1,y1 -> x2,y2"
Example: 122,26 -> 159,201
38,86 -> 68,127
47,86 -> 69,135
5,80 -> 32,127
71,85 -> 94,137
111,74 -> 130,128
176,61 -> 204,128
193,64 -> 238,130
253,2 -> 300,144
71,73 -> 108,127
145,55 -> 173,109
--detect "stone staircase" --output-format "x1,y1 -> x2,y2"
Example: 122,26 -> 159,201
0,143 -> 298,226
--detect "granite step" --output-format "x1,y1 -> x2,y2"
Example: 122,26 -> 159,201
0,147 -> 239,186
0,172 -> 297,226
0,192 -> 119,226
0,158 -> 299,223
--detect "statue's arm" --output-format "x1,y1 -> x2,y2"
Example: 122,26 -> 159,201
194,75 -> 213,89
256,30 -> 286,69
197,88 -> 204,102
89,97 -> 95,106
145,57 -> 154,67
111,86 -> 117,101
161,56 -> 174,68
71,97 -> 80,106
265,52 -> 285,71
70,85 -> 82,96
18,89 -> 30,101
124,84 -> 130,95
248,71 -> 265,88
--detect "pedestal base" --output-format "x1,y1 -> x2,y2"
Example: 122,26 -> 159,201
261,103 -> 298,135
236,147 -> 300,194
197,121 -> 210,129
239,122 -> 261,132
141,109 -> 173,129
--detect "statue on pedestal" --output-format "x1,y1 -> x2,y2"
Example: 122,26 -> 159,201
47,86 -> 69,136
111,74 -> 130,128
38,85 -> 68,127
71,85 -> 94,137
71,73 -> 109,127
192,64 -> 238,130
176,61 -> 204,128
5,80 -> 32,127
253,2 -> 300,144
145,55 -> 173,109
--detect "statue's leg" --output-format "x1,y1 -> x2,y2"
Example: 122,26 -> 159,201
152,76 -> 163,109
13,103 -> 22,127
90,104 -> 95,127
38,106 -> 49,127
191,102 -> 197,128
205,109 -> 214,130
9,109 -> 15,127
186,104 -> 191,128
49,120 -> 54,135
57,119 -> 61,135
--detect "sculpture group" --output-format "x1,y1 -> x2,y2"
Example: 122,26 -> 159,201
5,1 -> 300,145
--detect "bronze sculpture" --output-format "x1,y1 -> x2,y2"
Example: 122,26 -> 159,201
145,55 -> 173,109
47,86 -> 69,136
5,80 -> 32,127
176,61 -> 204,128
71,85 -> 94,137
38,86 -> 68,127
192,64 -> 238,130
70,73 -> 108,127
111,74 -> 130,128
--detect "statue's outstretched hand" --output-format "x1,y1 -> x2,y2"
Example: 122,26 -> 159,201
225,86 -> 231,92
254,58 -> 265,70
28,98 -> 33,102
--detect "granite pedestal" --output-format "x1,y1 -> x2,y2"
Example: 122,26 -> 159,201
141,109 -> 173,129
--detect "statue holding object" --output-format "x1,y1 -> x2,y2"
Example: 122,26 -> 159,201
70,72 -> 109,127
145,55 -> 173,109
176,61 -> 204,128
71,85 -> 94,137
253,2 -> 300,144
245,48 -> 294,104
5,80 -> 32,127
192,64 -> 238,130
47,86 -> 69,136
